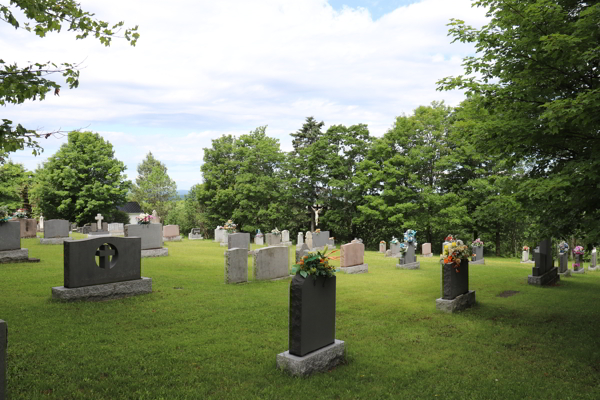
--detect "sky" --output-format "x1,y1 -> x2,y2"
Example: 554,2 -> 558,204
3,0 -> 488,190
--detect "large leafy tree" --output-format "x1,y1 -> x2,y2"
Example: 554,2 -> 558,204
30,131 -> 131,224
438,0 -> 600,240
1,0 -> 139,155
0,158 -> 30,211
130,152 -> 177,221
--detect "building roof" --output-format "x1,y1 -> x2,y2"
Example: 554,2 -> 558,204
116,202 -> 143,214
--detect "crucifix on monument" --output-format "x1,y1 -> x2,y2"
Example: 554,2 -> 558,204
95,213 -> 104,230
310,204 -> 323,232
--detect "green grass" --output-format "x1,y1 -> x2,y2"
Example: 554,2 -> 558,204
2,238 -> 600,399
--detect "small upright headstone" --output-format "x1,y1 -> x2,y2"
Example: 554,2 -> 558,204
254,232 -> 264,245
589,248 -> 598,271
163,225 -> 182,242
327,237 -> 335,248
436,258 -> 475,313
571,246 -> 585,274
0,220 -> 39,263
389,241 -> 401,257
151,210 -> 161,224
281,230 -> 292,245
124,224 -> 168,257
214,228 -> 224,243
305,231 -> 313,249
18,218 -> 37,238
397,243 -> 420,270
225,248 -> 248,284
266,232 -> 282,246
40,219 -> 72,245
340,242 -> 368,274
228,232 -> 250,250
471,246 -> 485,265
521,248 -> 530,263
528,239 -> 559,286
297,232 -> 304,245
254,246 -> 289,280
379,241 -> 386,253
189,228 -> 203,240
39,215 -> 44,232
296,243 -> 309,263
311,231 -> 330,250
102,221 -> 108,232
108,223 -> 125,235
422,243 -> 432,257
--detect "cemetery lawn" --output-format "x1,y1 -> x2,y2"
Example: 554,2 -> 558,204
2,239 -> 600,400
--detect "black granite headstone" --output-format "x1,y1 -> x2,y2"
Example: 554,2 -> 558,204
558,253 -> 568,273
442,259 -> 469,300
532,239 -> 553,276
289,274 -> 336,357
64,236 -> 141,288
472,246 -> 483,262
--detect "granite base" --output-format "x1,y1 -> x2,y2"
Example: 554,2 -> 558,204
220,242 -> 227,247
520,260 -> 535,264
527,267 -> 559,286
163,236 -> 182,242
422,254 -> 433,257
470,259 -> 485,265
277,339 -> 346,376
340,264 -> 368,274
571,268 -> 585,274
52,277 -> 152,301
436,290 -> 476,313
281,241 -> 293,246
188,234 -> 203,240
396,261 -> 420,270
141,248 -> 169,258
0,248 -> 40,264
558,270 -> 572,277
588,266 -> 600,272
40,237 -> 73,245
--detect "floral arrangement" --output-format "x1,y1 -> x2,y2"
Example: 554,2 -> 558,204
471,238 -> 484,248
0,206 -> 10,223
255,229 -> 263,237
380,240 -> 386,244
573,246 -> 584,255
136,213 -> 154,225
558,241 -> 569,254
573,263 -> 580,270
403,229 -> 418,246
292,246 -> 339,279
224,220 -> 237,233
271,227 -> 281,235
13,208 -> 28,218
522,246 -> 529,251
216,225 -> 224,230
445,235 -> 454,242
441,237 -> 471,272
398,242 -> 407,254
390,236 -> 399,244
313,228 -> 321,235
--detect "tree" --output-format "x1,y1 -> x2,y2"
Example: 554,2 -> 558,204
164,184 -> 209,236
1,0 -> 139,155
30,131 -> 130,224
130,152 -> 177,221
0,159 -> 30,211
438,0 -> 600,239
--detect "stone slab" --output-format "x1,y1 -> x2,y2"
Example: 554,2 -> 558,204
340,242 -> 364,268
340,264 -> 368,274
228,232 -> 250,250
214,228 -> 224,242
520,260 -> 535,264
436,290 -> 476,313
570,268 -> 585,274
277,340 -> 346,377
282,230 -> 290,242
0,248 -> 29,263
18,218 -> 37,238
254,246 -> 289,280
254,236 -> 264,245
396,261 -> 420,270
0,220 -> 21,251
588,266 -> 600,272
470,258 -> 485,265
124,224 -> 163,250
163,235 -> 182,242
141,248 -> 169,258
0,319 -> 5,400
558,270 -> 572,277
266,233 -> 282,246
44,219 -> 70,238
189,233 -> 203,240
528,267 -> 559,286
422,243 -> 432,256
311,231 -> 330,249
52,277 -> 152,301
163,224 -> 180,238
40,237 -> 74,245
225,248 -> 248,284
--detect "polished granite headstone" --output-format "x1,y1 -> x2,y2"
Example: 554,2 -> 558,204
397,243 -> 419,269
528,239 -> 559,286
436,259 -> 475,313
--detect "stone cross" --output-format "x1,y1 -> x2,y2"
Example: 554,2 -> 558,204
95,244 -> 115,269
95,213 -> 104,230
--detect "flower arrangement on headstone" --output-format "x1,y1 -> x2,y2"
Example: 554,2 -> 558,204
437,235 -> 475,312
136,213 -> 154,225
254,228 -> 264,245
224,220 -> 237,233
572,245 -> 585,273
470,238 -> 485,264
271,227 -> 281,236
396,229 -> 420,269
379,240 -> 386,253
441,238 -> 471,272
557,241 -> 569,274
277,247 -> 345,376
521,246 -> 531,263
255,229 -> 263,238
0,206 -> 10,223
12,208 -> 28,219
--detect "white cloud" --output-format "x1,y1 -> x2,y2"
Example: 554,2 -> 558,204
3,0 -> 489,189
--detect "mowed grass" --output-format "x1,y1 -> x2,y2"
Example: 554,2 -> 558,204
2,238 -> 600,400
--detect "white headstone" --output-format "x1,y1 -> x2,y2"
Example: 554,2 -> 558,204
305,231 -> 313,250
282,230 -> 290,242
297,232 -> 303,245
39,215 -> 44,231
95,213 -> 104,230
521,250 -> 529,262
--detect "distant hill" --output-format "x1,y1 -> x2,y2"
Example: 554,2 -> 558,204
177,189 -> 189,199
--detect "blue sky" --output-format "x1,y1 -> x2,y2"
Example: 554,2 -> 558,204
3,0 -> 488,190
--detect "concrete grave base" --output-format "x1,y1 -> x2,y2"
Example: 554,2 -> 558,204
40,237 -> 73,245
436,290 -> 476,313
281,241 -> 293,246
141,248 -> 169,258
588,265 -> 600,271
0,248 -> 40,264
220,242 -> 227,247
558,269 -> 572,277
277,340 -> 346,377
422,254 -> 433,257
163,236 -> 182,242
86,233 -> 111,238
52,277 -> 152,301
570,268 -> 585,274
470,258 -> 485,265
520,260 -> 535,264
340,264 -> 368,274
527,267 -> 559,286
188,234 -> 203,240
396,261 -> 420,270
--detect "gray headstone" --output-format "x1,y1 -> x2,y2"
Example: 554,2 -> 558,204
390,242 -> 401,256
266,233 -> 281,246
558,253 -> 568,273
0,220 -> 21,251
532,239 -> 553,276
282,230 -> 290,242
311,231 -> 330,249
228,232 -> 250,250
102,222 -> 108,232
254,235 -> 264,245
225,248 -> 248,284
296,243 -> 309,263
442,259 -> 469,300
472,246 -> 483,262
108,223 -> 124,233
44,219 -> 70,238
305,231 -> 313,249
400,243 -> 417,264
254,246 -> 289,280
124,224 -> 163,250
0,319 -> 5,400
63,236 -> 142,288
297,232 -> 304,245
592,249 -> 597,268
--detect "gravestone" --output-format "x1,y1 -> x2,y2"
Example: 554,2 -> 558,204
18,218 -> 37,238
436,259 -> 475,313
379,242 -> 386,253
521,249 -> 530,263
189,228 -> 203,240
90,223 -> 97,232
102,222 -> 108,232
328,237 -> 335,248
266,233 -> 282,246
305,231 -> 313,249
397,243 -> 420,270
225,248 -> 248,284
0,319 -> 5,400
340,242 -> 368,274
296,243 -> 309,263
95,213 -> 104,230
297,232 -> 303,245
228,232 -> 250,250
389,242 -> 401,257
124,224 -> 168,257
589,248 -> 598,271
281,230 -> 292,245
557,252 -> 570,276
108,223 -> 124,235
471,246 -> 485,265
528,239 -> 559,286
276,274 -> 345,376
422,243 -> 433,257
51,236 -> 152,301
254,234 -> 264,245
151,210 -> 160,224
163,225 -> 182,242
254,246 -> 289,280
0,220 -> 39,263
40,219 -> 73,245
39,215 -> 44,232
571,252 -> 585,274
220,232 -> 229,247
311,231 -> 330,250
214,228 -> 224,243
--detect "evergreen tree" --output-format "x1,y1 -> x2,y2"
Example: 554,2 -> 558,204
130,152 -> 178,221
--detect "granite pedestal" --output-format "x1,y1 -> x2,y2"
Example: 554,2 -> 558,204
436,290 -> 476,313
277,340 -> 346,377
52,277 -> 152,301
340,264 -> 368,274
